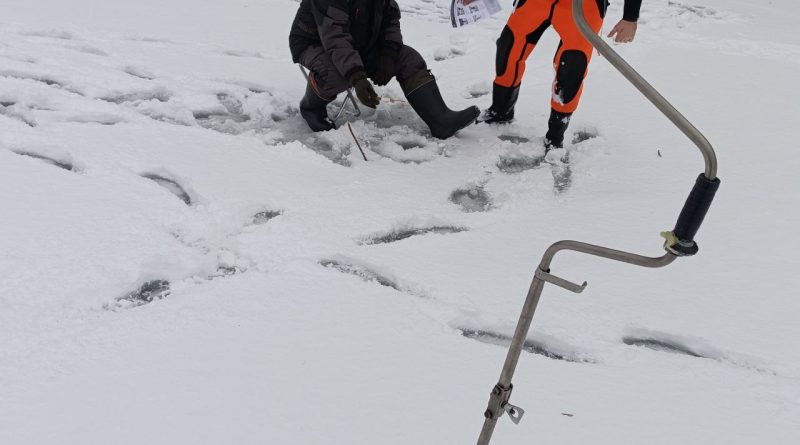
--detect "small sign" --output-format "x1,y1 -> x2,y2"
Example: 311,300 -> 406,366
450,0 -> 502,28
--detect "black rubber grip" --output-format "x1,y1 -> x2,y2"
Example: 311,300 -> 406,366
673,174 -> 721,242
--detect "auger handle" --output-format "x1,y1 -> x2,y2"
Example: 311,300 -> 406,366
664,173 -> 721,256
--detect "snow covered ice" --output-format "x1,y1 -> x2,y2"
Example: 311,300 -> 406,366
1,0 -> 799,444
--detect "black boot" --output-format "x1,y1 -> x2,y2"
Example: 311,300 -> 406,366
479,83 -> 519,124
544,109 -> 572,149
299,82 -> 335,132
406,78 -> 480,139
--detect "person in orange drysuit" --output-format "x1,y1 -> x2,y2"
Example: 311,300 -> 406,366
479,0 -> 641,148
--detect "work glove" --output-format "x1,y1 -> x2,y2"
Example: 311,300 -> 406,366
372,52 -> 397,86
350,71 -> 380,108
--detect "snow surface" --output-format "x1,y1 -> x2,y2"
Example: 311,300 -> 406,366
1,0 -> 798,444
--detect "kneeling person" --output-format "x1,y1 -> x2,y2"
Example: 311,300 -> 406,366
289,0 -> 479,139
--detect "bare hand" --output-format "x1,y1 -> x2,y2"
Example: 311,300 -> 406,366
607,20 -> 638,43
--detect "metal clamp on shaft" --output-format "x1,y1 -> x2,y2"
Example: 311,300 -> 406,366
483,384 -> 524,424
534,268 -> 588,294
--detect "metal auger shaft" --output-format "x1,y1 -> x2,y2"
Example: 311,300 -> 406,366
474,1 -> 721,444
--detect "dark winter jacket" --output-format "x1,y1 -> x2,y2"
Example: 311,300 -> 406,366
596,0 -> 643,21
620,0 -> 643,22
289,0 -> 404,80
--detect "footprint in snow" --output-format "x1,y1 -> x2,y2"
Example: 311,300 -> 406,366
126,36 -> 174,44
252,210 -> 282,225
123,66 -> 156,80
65,44 -> 108,56
319,258 -> 426,297
360,225 -> 467,245
227,81 -> 271,95
141,173 -> 192,205
217,93 -> 247,116
0,70 -> 80,94
302,135 -> 352,166
19,29 -> 78,40
11,149 -> 76,171
622,329 -> 777,375
496,128 -> 595,149
0,54 -> 38,64
433,46 -> 466,62
106,280 -> 171,310
220,49 -> 265,59
212,265 -> 240,278
494,130 -> 587,191
461,328 -> 595,363
494,134 -> 546,173
0,103 -> 37,127
100,88 -> 172,104
450,185 -> 494,212
666,1 -> 723,21
623,335 -> 705,358
497,154 -> 546,174
571,129 -> 598,144
193,93 -> 252,134
548,149 -> 573,194
497,134 -> 531,145
64,112 -> 126,126
433,35 -> 470,61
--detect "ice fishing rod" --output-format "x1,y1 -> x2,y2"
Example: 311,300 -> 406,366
298,65 -> 361,121
474,1 -> 721,444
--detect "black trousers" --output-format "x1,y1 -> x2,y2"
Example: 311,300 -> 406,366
299,44 -> 428,99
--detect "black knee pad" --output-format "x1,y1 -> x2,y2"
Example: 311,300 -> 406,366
554,50 -> 588,104
495,26 -> 515,76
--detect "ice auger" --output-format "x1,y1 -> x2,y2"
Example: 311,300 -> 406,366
475,1 -> 720,443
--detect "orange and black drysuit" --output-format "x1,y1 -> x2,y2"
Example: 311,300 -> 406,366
489,0 -> 642,145
497,0 -> 641,113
